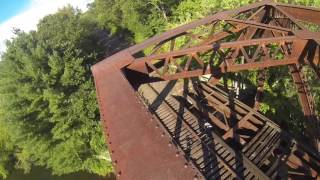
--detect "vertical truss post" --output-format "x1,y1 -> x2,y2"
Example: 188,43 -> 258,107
289,64 -> 320,152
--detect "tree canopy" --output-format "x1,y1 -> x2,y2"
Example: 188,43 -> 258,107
0,6 -> 132,178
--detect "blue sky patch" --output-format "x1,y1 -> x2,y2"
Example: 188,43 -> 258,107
0,0 -> 30,23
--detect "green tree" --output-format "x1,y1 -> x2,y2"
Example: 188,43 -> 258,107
0,6 -> 131,177
87,0 -> 181,42
0,114 -> 14,179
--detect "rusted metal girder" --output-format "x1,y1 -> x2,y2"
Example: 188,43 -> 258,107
276,3 -> 320,25
92,56 -> 203,179
289,64 -> 320,152
124,0 -> 320,151
127,36 -> 304,80
92,1 -> 320,179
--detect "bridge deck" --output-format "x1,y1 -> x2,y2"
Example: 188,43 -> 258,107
138,80 -> 320,179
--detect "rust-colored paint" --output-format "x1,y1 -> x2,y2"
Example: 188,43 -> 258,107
92,60 -> 203,179
92,0 -> 320,179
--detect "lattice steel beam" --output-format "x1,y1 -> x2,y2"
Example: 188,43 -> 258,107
91,1 -> 320,179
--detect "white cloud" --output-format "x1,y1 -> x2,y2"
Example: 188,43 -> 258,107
0,0 -> 93,53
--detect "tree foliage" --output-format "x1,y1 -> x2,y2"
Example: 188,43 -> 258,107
87,0 -> 181,42
0,6 -> 131,177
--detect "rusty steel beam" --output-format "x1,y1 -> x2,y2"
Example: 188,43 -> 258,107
129,36 -> 298,64
91,1 -> 320,179
289,64 -> 320,152
127,36 -> 301,78
271,10 -> 320,152
271,4 -> 304,30
158,58 -> 296,81
199,6 -> 266,46
276,3 -> 320,25
225,18 -> 292,33
305,40 -> 320,80
126,0 -> 271,55
92,54 -> 203,179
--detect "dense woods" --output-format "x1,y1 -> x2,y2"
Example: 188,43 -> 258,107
0,0 -> 319,178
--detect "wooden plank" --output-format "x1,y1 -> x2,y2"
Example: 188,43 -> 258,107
187,93 -> 229,131
222,111 -> 254,140
252,130 -> 280,164
243,124 -> 268,153
247,126 -> 274,160
256,133 -> 281,167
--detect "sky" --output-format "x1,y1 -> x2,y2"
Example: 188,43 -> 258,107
0,0 -> 93,53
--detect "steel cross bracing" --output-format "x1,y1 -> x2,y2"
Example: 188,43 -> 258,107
91,0 -> 320,179
123,0 -> 320,152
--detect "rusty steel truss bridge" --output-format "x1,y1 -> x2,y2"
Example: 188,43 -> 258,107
92,0 -> 320,179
